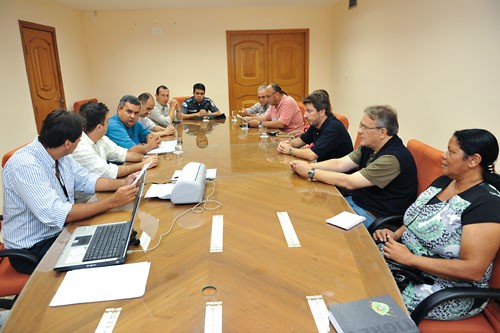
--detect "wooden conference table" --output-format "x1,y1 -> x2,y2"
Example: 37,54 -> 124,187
3,119 -> 403,332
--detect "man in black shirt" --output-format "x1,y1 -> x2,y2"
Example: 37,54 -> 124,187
277,91 -> 352,162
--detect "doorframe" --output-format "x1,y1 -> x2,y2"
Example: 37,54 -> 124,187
226,29 -> 309,111
19,20 -> 66,133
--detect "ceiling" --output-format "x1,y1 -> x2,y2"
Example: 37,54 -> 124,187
55,0 -> 340,11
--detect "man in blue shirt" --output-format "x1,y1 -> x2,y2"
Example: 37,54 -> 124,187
2,110 -> 140,274
106,95 -> 160,154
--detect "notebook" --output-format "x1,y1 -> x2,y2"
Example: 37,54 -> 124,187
53,173 -> 146,272
326,211 -> 366,230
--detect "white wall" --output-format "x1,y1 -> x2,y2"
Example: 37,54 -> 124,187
82,5 -> 333,113
0,0 -> 91,209
330,0 -> 500,149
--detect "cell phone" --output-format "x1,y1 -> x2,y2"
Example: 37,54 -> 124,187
267,131 -> 279,136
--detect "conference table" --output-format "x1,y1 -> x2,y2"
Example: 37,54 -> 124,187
3,119 -> 403,332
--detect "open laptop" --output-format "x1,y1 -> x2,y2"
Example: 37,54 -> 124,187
53,172 -> 146,272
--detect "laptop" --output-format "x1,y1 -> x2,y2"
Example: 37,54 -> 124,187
53,173 -> 146,272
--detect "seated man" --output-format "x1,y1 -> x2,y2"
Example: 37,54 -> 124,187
138,92 -> 176,137
2,110 -> 140,274
180,83 -> 222,120
106,95 -> 160,154
73,101 -> 158,179
238,85 -> 269,117
245,83 -> 304,136
148,85 -> 180,126
277,91 -> 352,162
290,105 -> 417,227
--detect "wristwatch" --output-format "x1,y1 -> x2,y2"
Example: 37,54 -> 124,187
308,168 -> 316,180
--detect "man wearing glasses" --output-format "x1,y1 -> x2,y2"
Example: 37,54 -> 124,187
289,105 -> 417,227
238,85 -> 269,117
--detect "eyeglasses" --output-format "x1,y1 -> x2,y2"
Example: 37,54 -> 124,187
359,123 -> 382,131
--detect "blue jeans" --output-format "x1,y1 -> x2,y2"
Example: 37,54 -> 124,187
345,196 -> 375,227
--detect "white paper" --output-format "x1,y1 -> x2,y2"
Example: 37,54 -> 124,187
326,211 -> 366,230
206,169 -> 217,180
144,183 -> 175,199
132,162 -> 151,185
171,169 -> 217,180
148,140 -> 177,154
306,295 -> 330,333
49,261 -> 151,307
277,211 -> 301,247
95,308 -> 122,333
210,215 -> 224,253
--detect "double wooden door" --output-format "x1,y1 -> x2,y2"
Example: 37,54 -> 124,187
226,29 -> 308,111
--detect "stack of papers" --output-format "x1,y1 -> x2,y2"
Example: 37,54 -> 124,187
326,211 -> 365,230
50,262 -> 151,307
148,140 -> 177,154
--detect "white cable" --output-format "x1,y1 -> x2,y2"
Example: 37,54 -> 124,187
129,180 -> 221,254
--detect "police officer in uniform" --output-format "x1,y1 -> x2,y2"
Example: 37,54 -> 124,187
180,83 -> 223,120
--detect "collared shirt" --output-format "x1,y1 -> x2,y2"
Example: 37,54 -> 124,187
106,114 -> 150,149
181,96 -> 219,114
2,138 -> 99,249
245,102 -> 269,116
148,100 -> 172,127
72,132 -> 127,179
265,95 -> 304,134
139,116 -> 156,131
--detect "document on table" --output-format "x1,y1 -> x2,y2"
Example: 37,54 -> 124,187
171,168 -> 217,180
49,262 -> 151,307
148,140 -> 177,154
144,183 -> 175,199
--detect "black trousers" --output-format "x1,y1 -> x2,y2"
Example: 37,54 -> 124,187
9,235 -> 59,274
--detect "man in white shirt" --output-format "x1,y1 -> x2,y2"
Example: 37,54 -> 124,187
73,102 -> 158,179
138,92 -> 175,137
148,85 -> 179,126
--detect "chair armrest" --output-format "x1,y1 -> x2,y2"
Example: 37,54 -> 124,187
411,287 -> 500,325
0,248 -> 39,264
367,215 -> 404,234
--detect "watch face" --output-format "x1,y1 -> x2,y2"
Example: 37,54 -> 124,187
308,168 -> 315,179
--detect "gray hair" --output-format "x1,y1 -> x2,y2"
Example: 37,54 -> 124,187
364,105 -> 399,136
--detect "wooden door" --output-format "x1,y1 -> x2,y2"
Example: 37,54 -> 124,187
19,20 -> 66,132
227,30 -> 308,112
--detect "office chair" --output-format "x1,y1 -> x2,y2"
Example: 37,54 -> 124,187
367,139 -> 443,233
333,113 -> 349,131
2,144 -> 27,168
0,217 -> 38,310
73,98 -> 98,114
173,96 -> 190,108
411,250 -> 500,333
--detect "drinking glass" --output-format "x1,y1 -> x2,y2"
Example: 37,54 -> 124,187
241,120 -> 249,130
259,123 -> 268,138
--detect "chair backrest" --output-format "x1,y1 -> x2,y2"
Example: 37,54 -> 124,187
174,96 -> 190,108
407,139 -> 443,195
333,113 -> 349,131
2,144 -> 27,168
73,98 -> 98,114
296,101 -> 309,130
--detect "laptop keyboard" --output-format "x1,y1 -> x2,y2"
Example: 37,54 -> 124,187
83,223 -> 129,261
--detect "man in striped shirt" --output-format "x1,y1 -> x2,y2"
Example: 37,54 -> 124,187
2,110 -> 140,274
